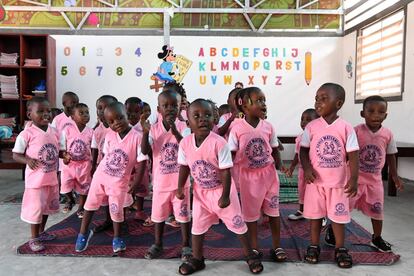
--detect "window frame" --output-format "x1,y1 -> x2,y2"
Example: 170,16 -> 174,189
354,7 -> 407,103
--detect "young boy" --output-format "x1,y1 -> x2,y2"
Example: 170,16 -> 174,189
350,95 -> 403,252
60,103 -> 93,218
12,97 -> 62,252
176,99 -> 263,275
75,102 -> 147,253
300,83 -> 359,269
141,90 -> 191,260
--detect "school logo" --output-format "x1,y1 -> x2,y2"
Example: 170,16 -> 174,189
160,142 -> 179,175
191,160 -> 220,189
316,135 -> 342,168
179,203 -> 189,218
269,196 -> 279,209
62,122 -> 73,131
359,144 -> 382,174
110,203 -> 119,214
49,198 -> 60,210
38,143 -> 59,173
244,137 -> 270,168
371,202 -> 382,214
334,203 -> 348,216
232,215 -> 245,229
69,139 -> 88,161
104,149 -> 129,178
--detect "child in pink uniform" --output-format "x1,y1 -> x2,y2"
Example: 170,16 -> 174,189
177,99 -> 263,275
300,83 -> 359,268
350,95 -> 403,252
60,103 -> 93,218
13,97 -> 61,252
228,87 -> 286,262
286,108 -> 319,220
125,97 -> 151,222
141,90 -> 192,260
75,102 -> 147,253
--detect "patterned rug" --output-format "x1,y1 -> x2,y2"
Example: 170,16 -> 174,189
17,203 -> 400,265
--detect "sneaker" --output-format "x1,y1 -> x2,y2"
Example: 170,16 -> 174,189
39,232 -> 56,241
325,224 -> 336,247
75,229 -> 93,252
288,210 -> 304,221
29,238 -> 45,252
112,237 -> 126,253
371,235 -> 392,252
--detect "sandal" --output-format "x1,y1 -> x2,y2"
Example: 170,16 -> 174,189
142,217 -> 155,227
181,246 -> 193,261
62,201 -> 74,214
246,253 -> 264,274
76,210 -> 84,219
178,257 -> 206,275
335,247 -> 353,269
144,244 -> 163,259
252,249 -> 263,258
305,245 -> 320,264
270,247 -> 287,262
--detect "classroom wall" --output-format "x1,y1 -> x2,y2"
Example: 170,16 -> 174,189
341,2 -> 414,180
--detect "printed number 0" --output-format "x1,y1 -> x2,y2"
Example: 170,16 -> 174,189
79,66 -> 86,76
116,67 -> 123,76
61,66 -> 68,76
115,47 -> 122,56
64,47 -> 71,56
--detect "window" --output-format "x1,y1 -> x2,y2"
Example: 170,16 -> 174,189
355,9 -> 405,102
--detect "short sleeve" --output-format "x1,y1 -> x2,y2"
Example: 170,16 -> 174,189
269,124 -> 279,148
177,145 -> 187,166
91,133 -> 98,149
181,127 -> 191,138
102,136 -> 109,155
12,134 -> 27,154
386,135 -> 398,154
218,144 -> 233,169
218,115 -> 227,127
227,131 -> 239,152
300,128 -> 311,148
50,118 -> 57,128
59,131 -> 67,151
137,145 -> 149,162
346,128 -> 359,152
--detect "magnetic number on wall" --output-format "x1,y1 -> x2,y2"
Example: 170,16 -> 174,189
136,67 -> 142,77
116,67 -> 123,76
64,47 -> 71,56
96,48 -> 103,56
79,66 -> 86,76
96,66 -> 103,76
115,47 -> 122,56
61,66 -> 68,76
81,47 -> 86,56
135,47 -> 142,57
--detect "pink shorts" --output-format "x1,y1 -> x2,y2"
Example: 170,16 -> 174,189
239,165 -> 280,222
21,185 -> 60,224
151,187 -> 190,223
192,185 -> 248,235
61,161 -> 92,195
303,184 -> 351,224
350,183 -> 384,220
297,167 -> 305,204
84,181 -> 128,223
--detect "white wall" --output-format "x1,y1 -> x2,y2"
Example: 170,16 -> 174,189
341,2 -> 414,179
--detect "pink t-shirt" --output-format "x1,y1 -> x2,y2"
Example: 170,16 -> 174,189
13,125 -> 59,188
91,122 -> 110,165
178,132 -> 233,190
228,119 -> 279,170
94,128 -> 148,194
60,125 -> 93,162
149,120 -> 189,192
355,124 -> 397,185
301,117 -> 359,188
51,112 -> 75,136
295,133 -> 303,168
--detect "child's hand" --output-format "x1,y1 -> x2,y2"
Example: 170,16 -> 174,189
304,167 -> 317,183
27,157 -> 39,170
128,183 -> 137,194
392,174 -> 404,191
140,115 -> 151,134
218,196 -> 230,208
62,152 -> 71,165
169,120 -> 179,135
284,167 -> 294,178
176,188 -> 185,200
345,178 -> 358,197
90,164 -> 96,177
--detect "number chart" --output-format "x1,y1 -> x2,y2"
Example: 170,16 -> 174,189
55,35 -> 162,126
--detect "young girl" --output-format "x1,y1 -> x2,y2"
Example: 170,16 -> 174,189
75,102 -> 147,253
12,97 -> 61,252
177,99 -> 263,275
60,103 -> 93,218
141,91 -> 191,260
228,87 -> 286,262
217,88 -> 241,137
286,108 -> 319,220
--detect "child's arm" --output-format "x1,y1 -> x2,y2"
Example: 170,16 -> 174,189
386,154 -> 404,191
141,120 -> 152,155
286,153 -> 299,177
345,151 -> 359,197
176,165 -> 190,200
58,131 -> 71,164
169,120 -> 183,143
271,147 -> 284,171
300,147 -> 317,183
91,148 -> 98,175
218,168 -> 231,208
128,160 -> 147,194
217,113 -> 236,137
13,152 -> 39,170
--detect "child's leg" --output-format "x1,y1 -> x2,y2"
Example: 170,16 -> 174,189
192,234 -> 204,260
331,222 -> 345,248
136,196 -> 144,212
310,218 -> 323,245
180,222 -> 191,247
39,215 -> 49,233
79,210 -> 95,235
154,222 -> 165,247
269,216 -> 280,249
178,234 -> 206,275
299,204 -> 304,212
30,223 -> 41,239
246,221 -> 258,249
113,221 -> 121,238
78,194 -> 87,211
372,219 -> 383,238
